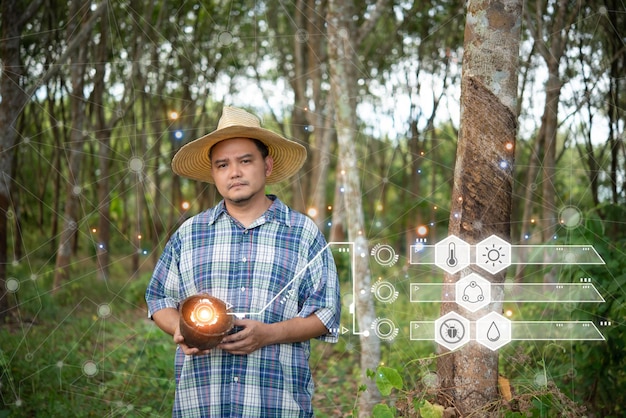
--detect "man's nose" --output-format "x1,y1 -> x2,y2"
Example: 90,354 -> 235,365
228,163 -> 242,177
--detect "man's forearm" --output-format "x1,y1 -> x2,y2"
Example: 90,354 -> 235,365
266,314 -> 328,345
152,307 -> 180,336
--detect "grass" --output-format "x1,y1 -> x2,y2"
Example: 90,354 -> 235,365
0,251 -> 439,417
2,248 -> 618,417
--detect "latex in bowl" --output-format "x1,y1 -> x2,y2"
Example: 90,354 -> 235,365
179,294 -> 233,350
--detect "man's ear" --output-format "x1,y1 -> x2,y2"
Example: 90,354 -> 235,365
264,155 -> 274,177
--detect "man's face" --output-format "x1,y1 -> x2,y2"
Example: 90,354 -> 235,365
210,138 -> 273,205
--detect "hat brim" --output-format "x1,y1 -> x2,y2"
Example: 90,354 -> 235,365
171,126 -> 307,184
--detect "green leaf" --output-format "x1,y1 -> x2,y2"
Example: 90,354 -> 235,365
375,366 -> 403,396
372,403 -> 396,418
419,400 -> 444,418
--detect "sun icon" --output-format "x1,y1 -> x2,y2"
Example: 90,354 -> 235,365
482,243 -> 505,267
476,235 -> 512,274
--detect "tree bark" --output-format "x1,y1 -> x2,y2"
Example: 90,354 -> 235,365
437,0 -> 521,414
524,0 -> 580,282
52,1 -> 91,292
327,1 -> 382,415
0,0 -> 44,318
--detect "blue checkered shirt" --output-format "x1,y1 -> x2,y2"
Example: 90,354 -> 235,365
146,196 -> 340,417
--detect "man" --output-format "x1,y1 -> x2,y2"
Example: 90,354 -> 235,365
145,106 -> 341,417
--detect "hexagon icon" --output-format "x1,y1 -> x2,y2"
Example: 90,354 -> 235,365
476,234 -> 511,274
475,311 -> 512,351
455,273 -> 491,312
435,235 -> 471,274
435,311 -> 470,351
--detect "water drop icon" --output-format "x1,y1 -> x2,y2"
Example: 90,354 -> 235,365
487,321 -> 501,341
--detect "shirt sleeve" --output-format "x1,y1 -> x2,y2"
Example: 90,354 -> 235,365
297,231 -> 341,343
145,233 -> 181,318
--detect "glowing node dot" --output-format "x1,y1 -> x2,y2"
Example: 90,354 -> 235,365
72,185 -> 82,196
307,207 -> 318,218
534,373 -> 548,387
423,372 -> 439,388
417,225 -> 428,236
5,278 -> 20,293
128,157 -> 144,173
15,399 -> 22,407
218,31 -> 234,45
559,206 -> 582,229
98,304 -> 112,318
505,142 -> 514,151
181,201 -> 191,210
91,228 -> 97,233
83,361 -> 98,377
327,205 -> 332,211
499,161 -> 508,169
505,309 -> 513,317
169,111 -> 179,120
56,361 -> 64,368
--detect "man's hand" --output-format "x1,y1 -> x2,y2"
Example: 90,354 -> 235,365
218,315 -> 328,355
173,323 -> 212,356
152,307 -> 211,356
218,319 -> 271,355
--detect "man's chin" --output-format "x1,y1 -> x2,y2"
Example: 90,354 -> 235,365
227,192 -> 253,204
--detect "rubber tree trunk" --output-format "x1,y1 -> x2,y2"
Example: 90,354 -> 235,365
437,0 -> 522,414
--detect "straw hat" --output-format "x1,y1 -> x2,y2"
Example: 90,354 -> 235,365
171,106 -> 307,184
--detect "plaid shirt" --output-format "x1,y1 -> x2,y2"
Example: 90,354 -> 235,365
146,196 -> 340,417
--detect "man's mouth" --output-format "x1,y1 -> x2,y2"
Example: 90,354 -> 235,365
229,182 -> 247,189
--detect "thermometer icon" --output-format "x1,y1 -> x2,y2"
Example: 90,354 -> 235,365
446,242 -> 458,267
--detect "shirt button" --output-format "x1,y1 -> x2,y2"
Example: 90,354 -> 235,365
242,257 -> 247,262
241,287 -> 246,292
243,230 -> 249,234
233,376 -> 239,382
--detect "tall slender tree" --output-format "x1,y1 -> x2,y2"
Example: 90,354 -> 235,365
0,0 -> 45,318
437,0 -> 522,414
327,0 -> 391,415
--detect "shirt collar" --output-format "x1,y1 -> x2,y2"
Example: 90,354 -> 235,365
207,195 -> 291,227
